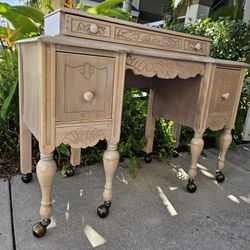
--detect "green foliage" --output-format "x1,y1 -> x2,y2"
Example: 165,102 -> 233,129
0,47 -> 19,164
0,3 -> 44,38
87,0 -> 131,20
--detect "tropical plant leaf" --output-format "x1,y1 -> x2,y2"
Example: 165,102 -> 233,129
103,8 -> 130,20
57,143 -> 70,156
0,3 -> 40,35
11,5 -> 44,25
87,0 -> 123,14
0,80 -> 17,120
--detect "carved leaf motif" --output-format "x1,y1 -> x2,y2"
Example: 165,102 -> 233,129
126,55 -> 205,79
116,28 -> 140,41
63,128 -> 105,149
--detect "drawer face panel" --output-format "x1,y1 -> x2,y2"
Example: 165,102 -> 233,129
209,67 -> 241,114
65,15 -> 112,39
56,52 -> 114,122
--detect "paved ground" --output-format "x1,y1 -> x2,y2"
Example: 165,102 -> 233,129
1,144 -> 250,250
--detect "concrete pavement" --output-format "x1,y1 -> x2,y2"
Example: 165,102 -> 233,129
1,144 -> 250,250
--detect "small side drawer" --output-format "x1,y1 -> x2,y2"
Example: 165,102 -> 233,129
208,67 -> 242,114
184,39 -> 210,56
56,52 -> 115,122
65,14 -> 112,39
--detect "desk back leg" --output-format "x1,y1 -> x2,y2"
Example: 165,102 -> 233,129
144,89 -> 155,163
20,120 -> 33,183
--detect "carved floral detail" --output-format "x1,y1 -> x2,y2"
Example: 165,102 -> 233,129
115,28 -> 181,49
126,55 -> 205,79
63,128 -> 106,148
78,63 -> 95,79
207,116 -> 229,131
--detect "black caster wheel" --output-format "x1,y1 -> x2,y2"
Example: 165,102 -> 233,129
215,171 -> 225,183
21,173 -> 33,184
97,201 -> 111,218
144,154 -> 152,164
186,179 -> 197,193
32,219 -> 51,238
66,166 -> 74,177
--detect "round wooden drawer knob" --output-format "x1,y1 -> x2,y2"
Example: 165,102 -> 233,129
194,43 -> 201,51
222,92 -> 230,100
89,24 -> 99,34
83,91 -> 94,102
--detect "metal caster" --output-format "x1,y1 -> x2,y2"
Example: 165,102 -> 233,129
144,153 -> 152,164
215,170 -> 225,183
97,201 -> 111,218
21,173 -> 33,183
66,166 -> 74,177
186,179 -> 197,193
32,219 -> 51,238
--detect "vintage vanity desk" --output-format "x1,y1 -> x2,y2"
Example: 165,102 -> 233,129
18,8 -> 248,237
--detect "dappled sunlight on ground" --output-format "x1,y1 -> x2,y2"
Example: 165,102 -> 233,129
227,195 -> 240,204
156,186 -> 177,216
82,216 -> 106,248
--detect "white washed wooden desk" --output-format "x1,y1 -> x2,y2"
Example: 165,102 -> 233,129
17,8 -> 248,237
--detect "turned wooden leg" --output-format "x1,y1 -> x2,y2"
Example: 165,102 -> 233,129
97,143 -> 119,218
187,132 -> 204,193
20,121 -> 33,183
216,128 -> 232,183
32,153 -> 57,238
144,89 -> 155,163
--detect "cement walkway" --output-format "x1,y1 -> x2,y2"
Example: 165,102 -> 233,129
1,144 -> 250,250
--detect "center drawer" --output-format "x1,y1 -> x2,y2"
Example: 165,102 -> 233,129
56,52 -> 115,122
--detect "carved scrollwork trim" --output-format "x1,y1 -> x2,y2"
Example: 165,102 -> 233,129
126,55 -> 205,79
65,63 -> 107,80
62,127 -> 106,148
115,28 -> 182,49
207,116 -> 229,131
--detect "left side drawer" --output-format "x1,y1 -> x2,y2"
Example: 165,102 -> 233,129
56,52 -> 115,122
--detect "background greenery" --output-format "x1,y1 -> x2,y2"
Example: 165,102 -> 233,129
0,0 -> 249,179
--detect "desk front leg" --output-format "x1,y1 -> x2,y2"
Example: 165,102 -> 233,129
32,152 -> 57,238
215,128 -> 232,183
187,131 -> 204,193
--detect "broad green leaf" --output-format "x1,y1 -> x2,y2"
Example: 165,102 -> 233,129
87,0 -> 124,15
0,3 -> 40,35
0,80 -> 17,120
103,9 -> 130,20
11,5 -> 44,25
57,144 -> 70,156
